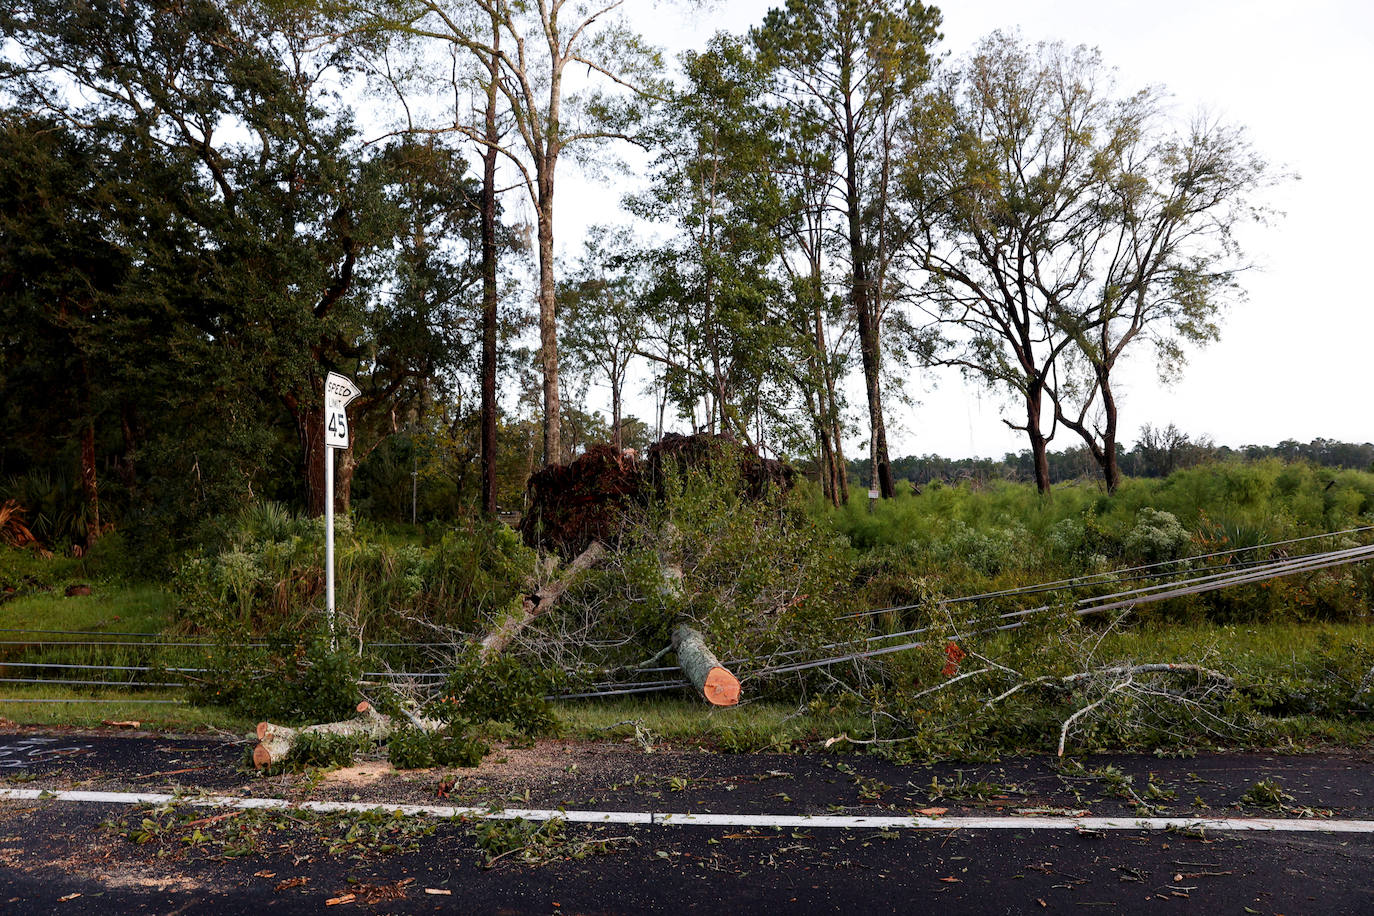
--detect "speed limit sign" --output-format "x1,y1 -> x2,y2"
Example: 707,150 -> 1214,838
325,405 -> 349,448
324,372 -> 360,449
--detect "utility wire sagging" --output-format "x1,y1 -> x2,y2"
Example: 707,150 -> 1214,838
1,528 -> 1370,701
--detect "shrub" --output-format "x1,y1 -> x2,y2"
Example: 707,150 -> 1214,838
172,502 -> 536,640
190,633 -> 362,725
430,649 -> 558,737
1122,508 -> 1191,565
387,724 -> 489,769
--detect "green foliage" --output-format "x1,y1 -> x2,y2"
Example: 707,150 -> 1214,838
828,461 -> 1374,626
466,816 -> 632,867
0,471 -> 96,551
174,502 -> 534,639
1240,633 -> 1374,719
191,634 -> 361,726
420,523 -> 537,631
279,731 -> 373,772
536,458 -> 859,691
1240,778 -> 1293,809
469,817 -> 568,866
1122,508 -> 1191,565
387,725 -> 489,770
107,803 -> 439,860
432,650 -> 558,738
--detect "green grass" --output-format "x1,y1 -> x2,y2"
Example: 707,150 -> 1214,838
0,688 -> 252,731
1088,619 -> 1374,664
0,584 -> 175,635
0,577 -> 211,729
0,584 -> 196,684
555,698 -> 870,752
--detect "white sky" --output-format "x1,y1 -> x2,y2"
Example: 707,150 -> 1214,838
553,0 -> 1374,459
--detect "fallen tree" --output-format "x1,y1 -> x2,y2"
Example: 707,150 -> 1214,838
518,434 -> 795,557
252,701 -> 420,769
249,435 -> 810,757
478,540 -> 608,660
673,624 -> 740,706
476,433 -> 793,703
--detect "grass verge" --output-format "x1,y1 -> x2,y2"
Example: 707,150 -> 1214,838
0,688 -> 251,732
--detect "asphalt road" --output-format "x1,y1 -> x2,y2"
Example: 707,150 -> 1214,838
0,727 -> 1369,914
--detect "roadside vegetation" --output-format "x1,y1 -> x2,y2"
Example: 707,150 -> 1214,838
2,453 -> 1373,764
0,0 -> 1331,769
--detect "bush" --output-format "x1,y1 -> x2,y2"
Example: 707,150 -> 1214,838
190,633 -> 362,725
431,649 -> 558,737
1122,508 -> 1190,565
388,724 -> 489,769
173,502 -> 536,640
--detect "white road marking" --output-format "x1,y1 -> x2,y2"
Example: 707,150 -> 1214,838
0,788 -> 1370,833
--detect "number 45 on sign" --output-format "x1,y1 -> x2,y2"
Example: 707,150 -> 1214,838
325,372 -> 361,449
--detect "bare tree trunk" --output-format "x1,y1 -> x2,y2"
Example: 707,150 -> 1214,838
479,36 -> 500,516
537,177 -> 561,464
810,284 -> 845,506
844,110 -> 893,500
611,384 -> 622,452
855,306 -> 894,498
672,624 -> 740,707
800,382 -> 834,504
1099,371 -> 1121,493
1025,384 -> 1052,494
826,366 -> 849,505
479,541 -> 606,658
290,398 -> 328,517
79,418 -> 100,549
252,702 -> 414,770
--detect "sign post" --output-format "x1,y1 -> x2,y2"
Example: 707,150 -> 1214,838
323,372 -> 361,645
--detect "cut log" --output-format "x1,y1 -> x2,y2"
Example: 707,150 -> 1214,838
672,624 -> 741,707
252,701 -> 401,769
478,540 -> 607,659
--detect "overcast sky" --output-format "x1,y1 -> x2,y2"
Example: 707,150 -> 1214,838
553,0 -> 1374,459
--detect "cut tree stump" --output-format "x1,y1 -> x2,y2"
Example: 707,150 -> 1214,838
672,624 -> 741,706
252,701 -> 405,769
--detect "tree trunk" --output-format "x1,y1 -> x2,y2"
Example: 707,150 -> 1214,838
807,286 -> 843,507
672,624 -> 740,707
844,106 -> 893,500
117,407 -> 138,492
1099,371 -> 1121,493
827,370 -> 849,505
1025,385 -> 1052,494
79,419 -> 100,549
296,401 -> 328,517
252,701 -> 421,769
611,384 -> 622,453
336,445 -> 356,514
478,540 -> 606,658
805,385 -> 836,505
480,37 -> 500,517
537,176 -> 561,465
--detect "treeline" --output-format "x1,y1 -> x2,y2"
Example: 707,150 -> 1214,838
865,430 -> 1374,488
0,0 -> 1277,558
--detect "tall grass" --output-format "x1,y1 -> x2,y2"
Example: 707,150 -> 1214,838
824,460 -> 1374,625
172,502 -> 536,645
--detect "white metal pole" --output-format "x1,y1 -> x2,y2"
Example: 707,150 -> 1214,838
325,443 -> 335,647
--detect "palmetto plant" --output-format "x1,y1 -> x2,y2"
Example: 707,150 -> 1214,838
0,499 -> 38,549
0,470 -> 91,549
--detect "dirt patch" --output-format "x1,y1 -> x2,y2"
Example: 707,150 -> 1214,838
321,761 -> 393,787
96,869 -> 204,893
294,738 -> 689,807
